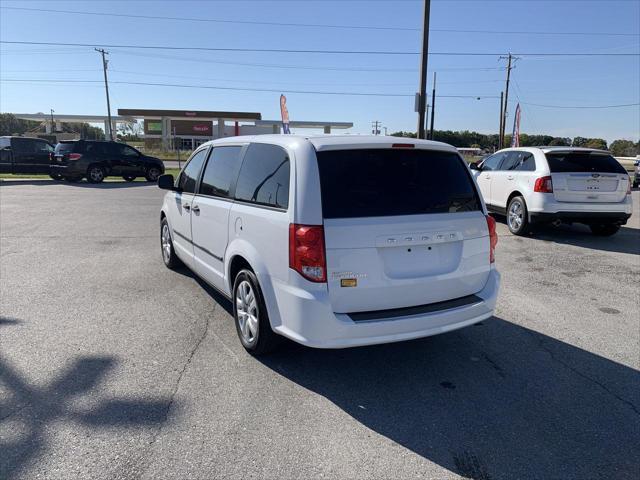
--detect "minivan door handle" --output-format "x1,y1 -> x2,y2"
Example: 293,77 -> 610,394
507,175 -> 514,180
191,205 -> 200,213
182,203 -> 191,211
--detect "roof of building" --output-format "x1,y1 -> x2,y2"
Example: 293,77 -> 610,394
14,113 -> 135,123
117,109 -> 261,120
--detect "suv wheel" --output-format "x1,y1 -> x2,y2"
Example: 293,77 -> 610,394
87,165 -> 106,183
589,224 -> 620,236
233,269 -> 280,355
507,196 -> 529,236
160,218 -> 182,269
123,175 -> 136,182
145,167 -> 161,182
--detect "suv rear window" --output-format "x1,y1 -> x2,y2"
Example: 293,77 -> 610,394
545,152 -> 626,174
316,148 -> 481,219
55,142 -> 79,154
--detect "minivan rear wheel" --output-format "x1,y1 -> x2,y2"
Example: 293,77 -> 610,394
233,270 -> 280,355
507,196 -> 529,236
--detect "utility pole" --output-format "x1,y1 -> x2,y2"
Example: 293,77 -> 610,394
416,0 -> 431,139
498,91 -> 504,150
499,53 -> 517,149
371,120 -> 382,136
50,109 -> 55,133
95,48 -> 113,141
429,71 -> 436,140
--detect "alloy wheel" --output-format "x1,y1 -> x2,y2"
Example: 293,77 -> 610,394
235,280 -> 259,344
161,223 -> 172,264
508,200 -> 523,231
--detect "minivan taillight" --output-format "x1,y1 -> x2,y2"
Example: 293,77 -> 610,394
534,176 -> 553,193
289,224 -> 326,282
486,215 -> 498,264
68,153 -> 83,161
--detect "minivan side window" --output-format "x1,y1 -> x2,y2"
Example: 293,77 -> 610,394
178,148 -> 208,194
235,143 -> 290,209
481,153 -> 504,171
199,146 -> 243,198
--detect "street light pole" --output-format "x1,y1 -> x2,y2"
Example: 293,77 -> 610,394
416,0 -> 431,139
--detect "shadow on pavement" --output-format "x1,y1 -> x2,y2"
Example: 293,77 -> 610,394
258,317 -> 640,479
0,180 -> 153,189
494,214 -> 640,255
0,347 -> 176,479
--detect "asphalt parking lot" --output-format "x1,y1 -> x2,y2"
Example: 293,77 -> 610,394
1,181 -> 639,480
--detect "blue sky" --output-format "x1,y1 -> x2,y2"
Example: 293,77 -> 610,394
1,0 -> 639,142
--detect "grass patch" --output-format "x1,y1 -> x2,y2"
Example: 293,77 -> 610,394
0,168 -> 181,182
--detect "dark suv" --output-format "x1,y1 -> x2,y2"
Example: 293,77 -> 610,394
0,136 -> 55,176
51,140 -> 165,183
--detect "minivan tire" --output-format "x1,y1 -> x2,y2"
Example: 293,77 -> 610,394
506,196 -> 529,236
145,167 -> 161,182
589,224 -> 620,236
233,269 -> 280,355
160,217 -> 182,269
87,165 -> 106,183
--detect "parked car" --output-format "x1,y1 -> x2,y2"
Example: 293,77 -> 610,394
158,135 -> 500,354
51,140 -> 164,183
0,136 -> 55,177
633,159 -> 640,188
470,147 -> 632,236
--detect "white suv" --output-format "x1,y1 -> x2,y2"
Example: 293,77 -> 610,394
158,135 -> 500,354
471,147 -> 632,236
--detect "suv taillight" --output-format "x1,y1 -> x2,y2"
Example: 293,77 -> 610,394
289,224 -> 326,282
68,153 -> 83,161
486,215 -> 498,264
534,175 -> 553,193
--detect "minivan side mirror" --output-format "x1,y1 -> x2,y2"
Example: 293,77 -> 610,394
158,174 -> 177,190
469,162 -> 480,171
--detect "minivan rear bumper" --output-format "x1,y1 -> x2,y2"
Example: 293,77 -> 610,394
271,269 -> 500,348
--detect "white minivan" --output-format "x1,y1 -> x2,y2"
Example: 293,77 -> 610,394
158,136 -> 500,354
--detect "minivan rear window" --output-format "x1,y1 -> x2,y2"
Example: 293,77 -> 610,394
316,148 -> 481,219
545,152 -> 626,174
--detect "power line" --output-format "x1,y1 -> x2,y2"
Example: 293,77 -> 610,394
2,41 -> 639,56
0,78 -> 501,98
111,50 -> 506,72
3,6 -> 638,36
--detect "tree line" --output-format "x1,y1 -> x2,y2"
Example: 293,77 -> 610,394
391,129 -> 640,157
0,113 -> 105,140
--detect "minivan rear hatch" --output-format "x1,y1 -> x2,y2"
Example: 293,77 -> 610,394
546,150 -> 628,203
315,146 -> 491,314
